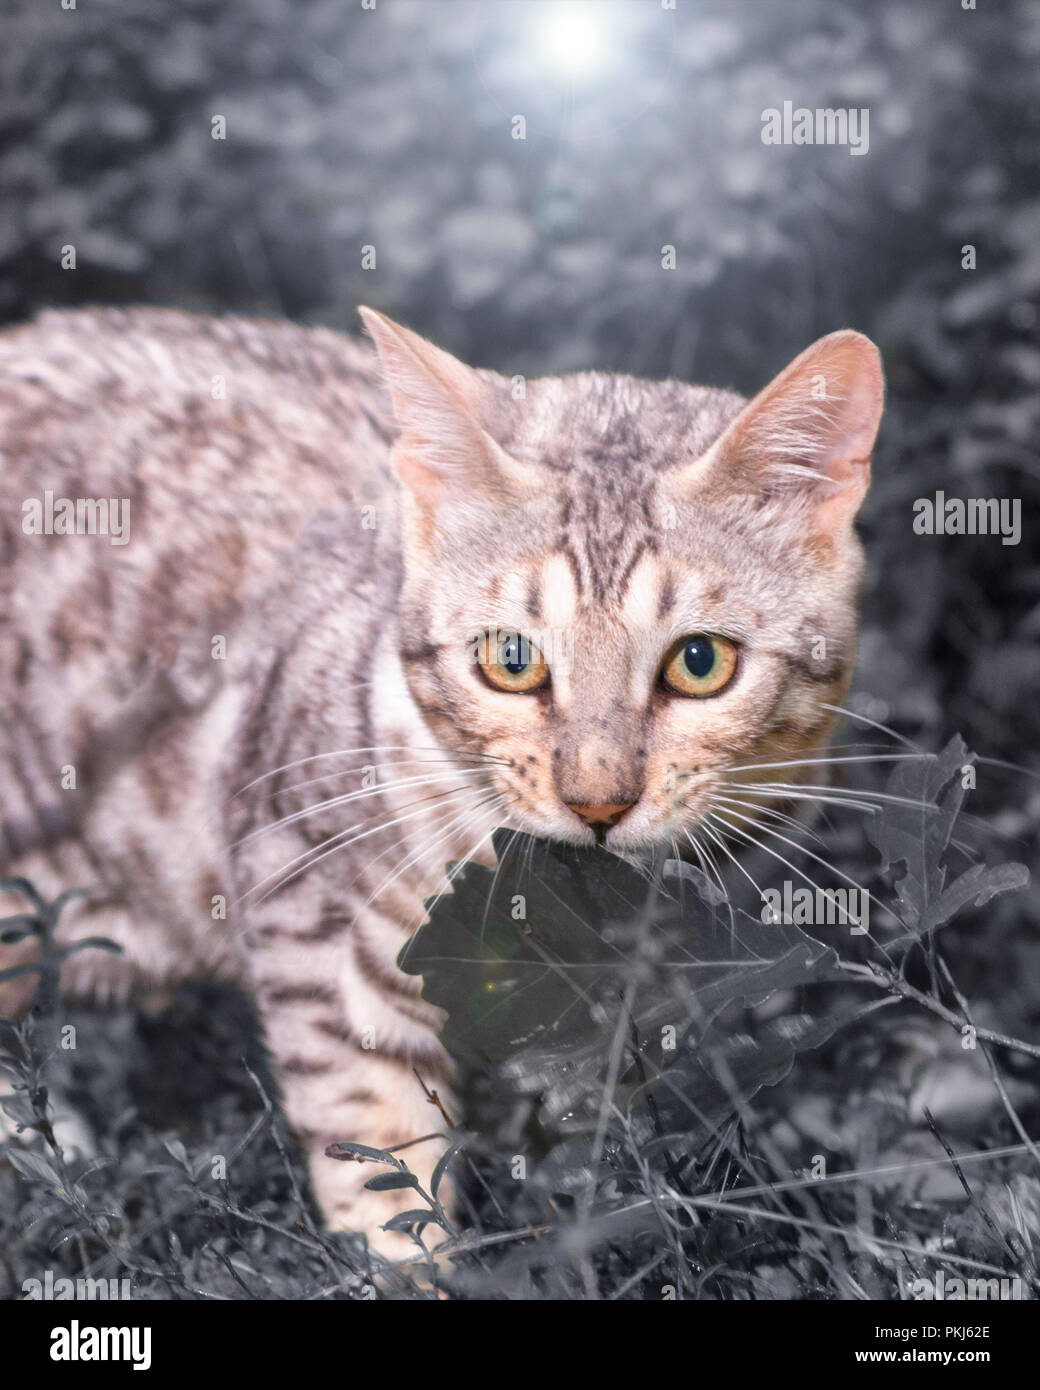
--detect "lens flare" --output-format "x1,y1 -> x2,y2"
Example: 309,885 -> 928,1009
536,2 -> 612,80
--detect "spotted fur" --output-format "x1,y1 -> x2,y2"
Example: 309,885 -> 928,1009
0,305 -> 883,1257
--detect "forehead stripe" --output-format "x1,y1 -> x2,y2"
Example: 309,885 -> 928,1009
656,570 -> 676,620
541,552 -> 579,629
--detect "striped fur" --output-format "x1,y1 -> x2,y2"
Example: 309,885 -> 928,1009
0,306 -> 882,1256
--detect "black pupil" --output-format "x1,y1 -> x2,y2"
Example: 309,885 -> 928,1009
683,637 -> 715,678
502,636 -> 528,675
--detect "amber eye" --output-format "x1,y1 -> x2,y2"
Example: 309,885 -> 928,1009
478,631 -> 550,694
662,634 -> 738,697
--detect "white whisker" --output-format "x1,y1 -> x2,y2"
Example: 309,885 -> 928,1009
707,810 -> 868,935
721,781 -> 934,813
354,792 -> 510,928
231,745 -> 509,800
683,825 -> 736,932
711,803 -> 878,914
712,792 -> 828,846
819,701 -> 918,750
232,768 -> 491,850
696,819 -> 765,902
237,785 -> 492,907
413,798 -> 515,932
727,753 -> 926,775
251,755 -> 485,804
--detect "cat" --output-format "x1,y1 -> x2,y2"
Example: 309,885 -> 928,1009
0,304 -> 883,1259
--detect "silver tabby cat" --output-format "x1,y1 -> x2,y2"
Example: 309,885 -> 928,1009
0,306 -> 883,1257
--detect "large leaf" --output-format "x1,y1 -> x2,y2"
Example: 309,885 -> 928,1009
399,831 -> 849,1132
868,736 -> 1028,935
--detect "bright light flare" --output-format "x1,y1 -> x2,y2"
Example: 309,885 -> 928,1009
536,2 -> 615,81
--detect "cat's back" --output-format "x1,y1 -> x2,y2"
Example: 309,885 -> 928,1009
0,304 -> 394,520
0,305 -> 396,681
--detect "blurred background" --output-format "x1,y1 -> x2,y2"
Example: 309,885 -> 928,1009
2,0 -> 1038,776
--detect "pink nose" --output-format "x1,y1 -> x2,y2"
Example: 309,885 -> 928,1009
565,802 -> 635,830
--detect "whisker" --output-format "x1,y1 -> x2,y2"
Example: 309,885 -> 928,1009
712,792 -> 829,847
415,798 -> 515,931
245,789 -> 500,913
696,819 -> 765,902
355,793 -> 511,930
726,753 -> 927,775
336,787 -> 500,902
711,804 -> 879,916
251,755 -> 499,804
231,745 -> 510,800
231,768 -> 491,850
707,810 -> 876,940
721,781 -> 936,813
683,825 -> 737,933
668,834 -> 684,910
819,701 -> 918,750
719,783 -> 881,816
237,785 -> 492,907
479,825 -> 525,945
711,804 -> 900,969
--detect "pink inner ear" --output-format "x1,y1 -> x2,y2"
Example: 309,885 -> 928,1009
814,452 -> 871,532
815,339 -> 886,467
395,446 -> 447,510
717,331 -> 884,526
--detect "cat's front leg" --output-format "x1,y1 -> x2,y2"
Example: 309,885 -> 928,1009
240,896 -> 456,1264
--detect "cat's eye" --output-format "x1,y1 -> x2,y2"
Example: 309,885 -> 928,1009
661,633 -> 739,698
477,631 -> 550,694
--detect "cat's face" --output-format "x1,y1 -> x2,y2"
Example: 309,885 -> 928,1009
362,309 -> 883,855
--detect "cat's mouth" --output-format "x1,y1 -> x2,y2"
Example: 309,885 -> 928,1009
507,796 -> 681,857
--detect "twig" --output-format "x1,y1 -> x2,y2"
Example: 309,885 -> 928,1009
413,1068 -> 455,1128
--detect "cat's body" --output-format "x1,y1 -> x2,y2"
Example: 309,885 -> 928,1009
0,305 -> 883,1257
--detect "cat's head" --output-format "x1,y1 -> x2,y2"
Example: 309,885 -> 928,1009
361,307 -> 883,854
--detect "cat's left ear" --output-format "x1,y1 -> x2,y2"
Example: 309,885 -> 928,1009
666,330 -> 884,533
359,306 -> 538,511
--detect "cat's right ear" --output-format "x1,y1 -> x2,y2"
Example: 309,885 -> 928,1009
359,307 -> 538,511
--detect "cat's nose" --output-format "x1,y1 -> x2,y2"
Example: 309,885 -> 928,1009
565,802 -> 636,831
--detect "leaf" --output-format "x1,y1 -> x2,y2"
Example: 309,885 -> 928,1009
399,831 -> 643,1062
867,736 -> 967,932
867,738 -> 1029,937
382,1209 -> 438,1233
638,998 -> 895,1141
364,1171 -> 421,1192
324,1140 -> 404,1168
162,1137 -> 192,1173
918,860 -> 1029,935
430,1134 -> 468,1200
401,831 -> 850,1131
6,1147 -> 63,1188
0,913 -> 41,944
403,832 -> 843,1060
